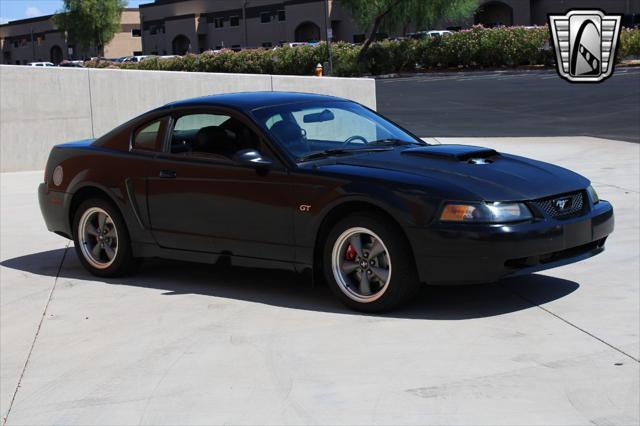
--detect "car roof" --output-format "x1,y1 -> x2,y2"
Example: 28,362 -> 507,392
160,91 -> 348,113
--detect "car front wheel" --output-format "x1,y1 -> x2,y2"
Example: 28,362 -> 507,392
323,213 -> 420,312
73,198 -> 137,277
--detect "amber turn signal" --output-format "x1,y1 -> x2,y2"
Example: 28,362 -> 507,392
440,204 -> 477,221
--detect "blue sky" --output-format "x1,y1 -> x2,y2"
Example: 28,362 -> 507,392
0,0 -> 153,24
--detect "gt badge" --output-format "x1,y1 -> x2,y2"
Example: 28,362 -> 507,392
548,10 -> 622,83
299,204 -> 312,212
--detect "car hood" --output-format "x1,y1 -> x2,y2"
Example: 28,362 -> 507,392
312,145 -> 590,201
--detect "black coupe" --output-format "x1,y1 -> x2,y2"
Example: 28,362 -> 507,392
39,92 -> 614,312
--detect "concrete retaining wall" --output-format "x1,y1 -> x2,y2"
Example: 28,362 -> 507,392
0,65 -> 376,172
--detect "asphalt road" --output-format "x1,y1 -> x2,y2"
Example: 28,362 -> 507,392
377,67 -> 640,143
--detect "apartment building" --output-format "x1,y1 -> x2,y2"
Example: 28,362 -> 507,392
0,9 -> 143,65
139,0 -> 372,54
475,0 -> 640,27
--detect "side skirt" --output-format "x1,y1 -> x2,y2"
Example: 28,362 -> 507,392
132,242 -> 310,273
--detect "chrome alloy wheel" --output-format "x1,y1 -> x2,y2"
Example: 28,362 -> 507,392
331,227 -> 392,303
78,207 -> 119,269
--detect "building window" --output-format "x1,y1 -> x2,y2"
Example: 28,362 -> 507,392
132,29 -> 141,37
214,17 -> 224,28
230,16 -> 240,27
262,42 -> 272,48
278,10 -> 286,21
150,25 -> 165,34
353,34 -> 366,43
260,12 -> 271,23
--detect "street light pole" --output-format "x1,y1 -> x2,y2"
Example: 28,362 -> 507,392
324,0 -> 333,75
31,27 -> 36,61
242,1 -> 248,48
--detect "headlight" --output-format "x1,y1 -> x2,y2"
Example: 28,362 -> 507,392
440,202 -> 532,223
586,185 -> 599,204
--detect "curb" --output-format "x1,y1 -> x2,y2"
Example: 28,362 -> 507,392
372,60 -> 640,80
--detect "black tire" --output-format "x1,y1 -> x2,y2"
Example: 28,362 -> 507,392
323,212 -> 420,313
72,197 -> 138,277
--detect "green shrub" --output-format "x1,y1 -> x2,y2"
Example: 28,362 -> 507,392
362,39 -> 416,75
330,42 -> 363,77
414,26 -> 549,69
619,28 -> 640,61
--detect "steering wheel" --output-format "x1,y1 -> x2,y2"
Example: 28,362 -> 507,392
342,135 -> 368,146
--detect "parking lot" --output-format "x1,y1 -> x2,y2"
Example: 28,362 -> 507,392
1,136 -> 638,425
378,68 -> 640,143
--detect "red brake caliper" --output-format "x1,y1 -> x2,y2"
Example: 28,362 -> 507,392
345,244 -> 357,261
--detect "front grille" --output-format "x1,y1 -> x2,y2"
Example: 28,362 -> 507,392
531,191 -> 585,219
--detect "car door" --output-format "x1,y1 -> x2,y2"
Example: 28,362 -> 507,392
146,108 -> 296,262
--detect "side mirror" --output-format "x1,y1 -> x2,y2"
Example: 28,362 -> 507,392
233,149 -> 272,169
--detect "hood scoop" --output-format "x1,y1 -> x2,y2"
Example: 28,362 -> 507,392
402,145 -> 500,163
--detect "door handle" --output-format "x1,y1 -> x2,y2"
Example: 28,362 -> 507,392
159,170 -> 176,178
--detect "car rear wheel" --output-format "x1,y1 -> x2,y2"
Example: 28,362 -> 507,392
323,213 -> 420,312
73,198 -> 137,277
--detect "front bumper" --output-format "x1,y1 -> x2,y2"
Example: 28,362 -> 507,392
408,200 -> 614,285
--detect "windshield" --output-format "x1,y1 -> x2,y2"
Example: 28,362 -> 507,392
252,101 -> 424,161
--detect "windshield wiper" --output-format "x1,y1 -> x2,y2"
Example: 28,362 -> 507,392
368,138 -> 423,147
298,147 -> 391,162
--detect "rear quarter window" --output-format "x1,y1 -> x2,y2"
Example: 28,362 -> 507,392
133,120 -> 162,151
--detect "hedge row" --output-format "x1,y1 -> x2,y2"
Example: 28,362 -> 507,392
620,27 -> 640,59
86,26 -> 640,77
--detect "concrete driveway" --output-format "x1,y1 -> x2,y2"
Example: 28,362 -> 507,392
1,137 -> 638,425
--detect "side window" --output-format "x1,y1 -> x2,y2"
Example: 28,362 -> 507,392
170,113 -> 262,161
133,120 -> 163,151
174,113 -> 229,131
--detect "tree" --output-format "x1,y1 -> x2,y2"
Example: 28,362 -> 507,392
53,0 -> 127,58
341,0 -> 477,61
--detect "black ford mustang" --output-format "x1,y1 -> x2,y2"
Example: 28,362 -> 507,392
39,92 -> 614,312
